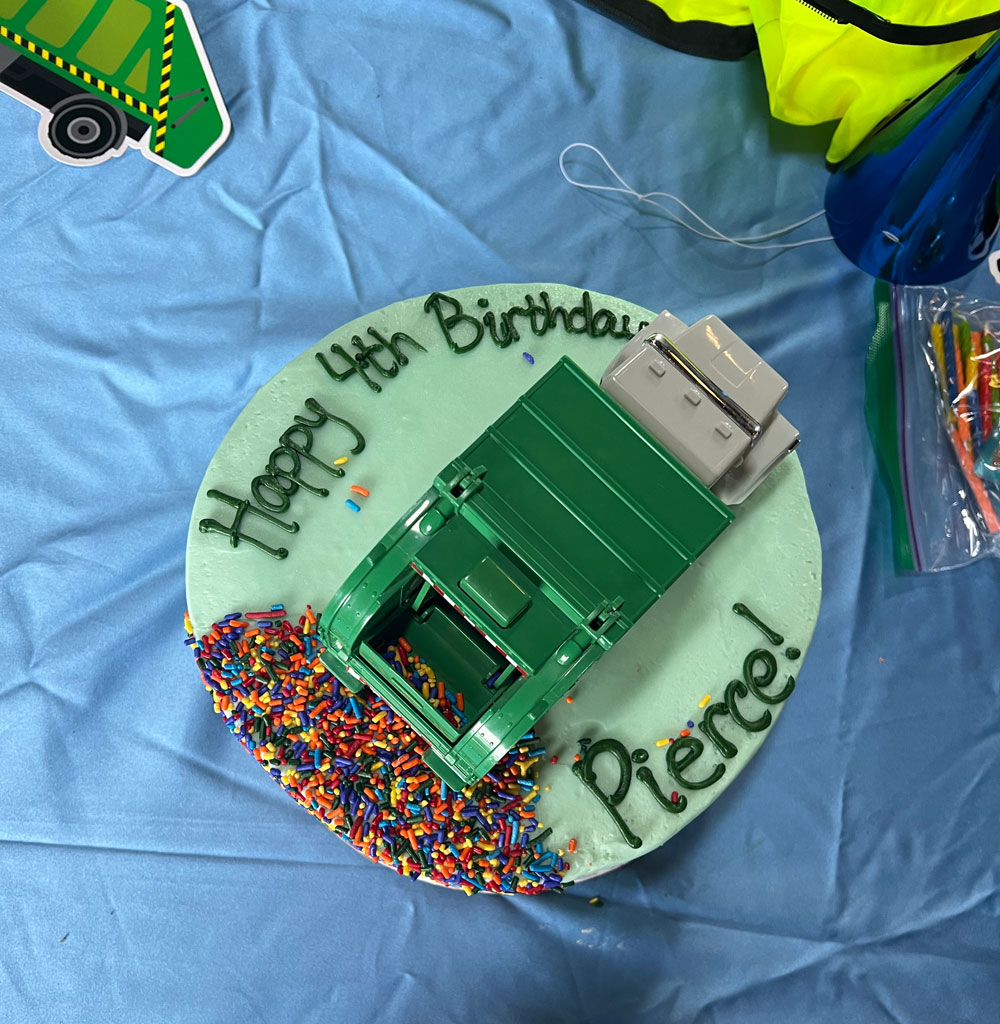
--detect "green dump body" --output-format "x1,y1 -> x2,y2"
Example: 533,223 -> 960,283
319,358 -> 733,790
0,0 -> 227,172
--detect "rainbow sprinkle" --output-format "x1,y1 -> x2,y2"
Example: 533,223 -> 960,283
186,606 -> 569,894
384,642 -> 468,732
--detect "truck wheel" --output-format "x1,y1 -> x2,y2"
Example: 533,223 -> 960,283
47,95 -> 126,161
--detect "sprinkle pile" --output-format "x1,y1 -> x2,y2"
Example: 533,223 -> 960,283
383,640 -> 467,731
186,606 -> 569,894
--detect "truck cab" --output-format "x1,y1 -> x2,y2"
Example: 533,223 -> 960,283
318,310 -> 797,791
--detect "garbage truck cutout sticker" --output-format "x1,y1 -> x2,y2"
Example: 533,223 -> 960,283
0,0 -> 230,175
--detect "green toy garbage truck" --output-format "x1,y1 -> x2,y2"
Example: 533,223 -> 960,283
319,310 -> 800,791
0,0 -> 229,174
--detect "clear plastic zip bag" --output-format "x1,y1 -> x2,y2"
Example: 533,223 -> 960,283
867,281 -> 1000,572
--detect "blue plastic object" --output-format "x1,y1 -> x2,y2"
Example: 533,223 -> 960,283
825,30 -> 1000,285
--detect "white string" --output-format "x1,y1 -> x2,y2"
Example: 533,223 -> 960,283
559,142 -> 833,251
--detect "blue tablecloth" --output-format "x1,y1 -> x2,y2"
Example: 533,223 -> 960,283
2,2 -> 998,1021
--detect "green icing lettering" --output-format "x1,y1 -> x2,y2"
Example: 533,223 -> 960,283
621,314 -> 647,338
424,289 -> 647,352
423,292 -> 484,353
537,290 -> 645,339
590,308 -> 615,337
366,326 -> 425,365
267,447 -> 329,497
252,402 -> 367,511
571,738 -> 642,849
294,398 -> 366,454
666,736 -> 725,791
316,343 -> 384,393
349,334 -> 400,379
251,472 -> 295,512
724,679 -> 772,732
487,298 -> 549,346
198,489 -> 297,560
315,324 -> 427,392
203,399 -> 365,559
732,602 -> 784,646
541,290 -> 590,335
278,425 -> 344,479
636,766 -> 687,814
743,649 -> 795,705
697,703 -> 738,759
515,295 -> 549,337
482,310 -> 519,348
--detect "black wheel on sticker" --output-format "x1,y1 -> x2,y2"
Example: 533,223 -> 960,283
47,95 -> 126,160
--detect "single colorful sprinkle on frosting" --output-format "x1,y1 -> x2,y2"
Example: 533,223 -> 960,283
186,606 -> 568,894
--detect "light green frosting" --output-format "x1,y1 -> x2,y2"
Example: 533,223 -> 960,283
185,284 -> 821,883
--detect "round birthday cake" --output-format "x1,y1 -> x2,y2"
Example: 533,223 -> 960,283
185,284 -> 822,894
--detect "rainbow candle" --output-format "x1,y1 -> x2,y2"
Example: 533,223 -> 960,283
973,330 -> 991,447
977,333 -> 992,438
958,320 -> 981,451
947,428 -> 1000,533
930,320 -> 949,408
951,319 -> 969,440
989,336 -> 1000,429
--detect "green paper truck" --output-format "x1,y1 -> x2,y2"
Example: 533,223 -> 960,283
319,310 -> 800,790
0,0 -> 229,174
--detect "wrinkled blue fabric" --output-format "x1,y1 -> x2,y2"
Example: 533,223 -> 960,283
1,2 -> 998,1022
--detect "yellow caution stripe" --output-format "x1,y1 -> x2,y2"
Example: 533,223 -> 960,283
154,3 -> 176,154
0,22 -> 153,116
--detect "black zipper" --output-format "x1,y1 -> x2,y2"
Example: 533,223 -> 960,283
798,0 -> 1000,45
